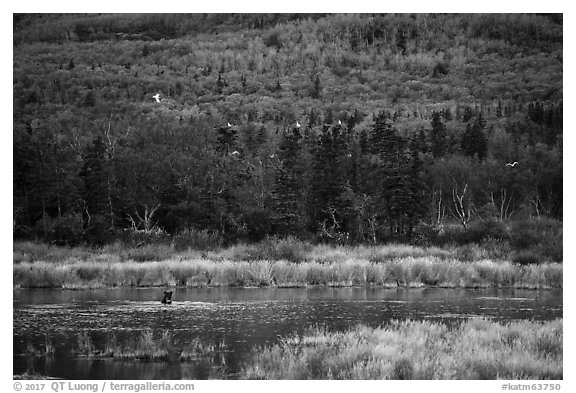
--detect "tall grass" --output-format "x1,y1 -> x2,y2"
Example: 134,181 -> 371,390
13,257 -> 563,289
240,318 -> 563,380
79,330 -> 227,363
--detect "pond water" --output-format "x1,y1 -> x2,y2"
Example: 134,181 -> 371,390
13,287 -> 562,379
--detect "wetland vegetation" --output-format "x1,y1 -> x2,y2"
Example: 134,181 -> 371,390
13,240 -> 562,289
13,13 -> 563,381
19,318 -> 562,380
241,318 -> 563,380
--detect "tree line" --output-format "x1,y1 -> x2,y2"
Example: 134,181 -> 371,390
13,13 -> 562,247
13,105 -> 562,246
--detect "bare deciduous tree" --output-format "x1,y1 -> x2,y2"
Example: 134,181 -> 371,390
127,204 -> 161,232
450,183 -> 475,228
489,187 -> 517,221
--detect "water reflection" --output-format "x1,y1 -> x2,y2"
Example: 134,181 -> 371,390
14,287 -> 562,379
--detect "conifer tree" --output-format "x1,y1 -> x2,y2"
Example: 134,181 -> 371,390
309,124 -> 349,235
80,137 -> 109,219
80,137 -> 112,243
430,111 -> 448,158
273,127 -> 307,235
308,108 -> 318,127
311,74 -> 321,99
216,125 -> 238,154
461,115 -> 488,160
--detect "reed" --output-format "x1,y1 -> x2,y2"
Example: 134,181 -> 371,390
240,318 -> 563,380
13,256 -> 563,289
84,330 -> 226,362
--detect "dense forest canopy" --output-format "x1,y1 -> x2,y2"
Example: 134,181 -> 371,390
13,13 -> 562,248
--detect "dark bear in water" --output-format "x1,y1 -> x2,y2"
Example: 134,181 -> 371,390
161,290 -> 173,304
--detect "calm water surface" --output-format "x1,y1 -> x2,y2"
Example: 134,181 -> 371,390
13,287 -> 562,379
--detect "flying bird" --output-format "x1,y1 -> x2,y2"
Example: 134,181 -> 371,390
338,120 -> 342,125
152,93 -> 161,103
506,161 -> 518,167
296,121 -> 301,128
227,122 -> 232,127
230,150 -> 240,156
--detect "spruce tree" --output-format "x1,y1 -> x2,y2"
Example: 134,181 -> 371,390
80,137 -> 112,244
80,137 -> 109,218
430,111 -> 448,158
216,125 -> 238,154
461,115 -> 488,161
310,75 -> 322,99
309,124 -> 349,234
368,113 -> 404,236
273,127 -> 306,235
308,108 -> 318,128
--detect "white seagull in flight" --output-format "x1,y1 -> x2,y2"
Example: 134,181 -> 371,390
506,161 -> 518,167
338,120 -> 342,125
296,121 -> 301,128
227,122 -> 232,127
152,93 -> 161,103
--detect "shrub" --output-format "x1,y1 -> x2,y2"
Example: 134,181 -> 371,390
512,251 -> 540,265
232,236 -> 312,262
510,227 -> 540,250
431,220 -> 511,247
432,61 -> 449,77
510,218 -> 562,250
411,224 -> 438,247
122,245 -> 174,262
173,228 -> 223,251
51,214 -> 84,246
85,215 -> 113,246
468,220 -> 510,242
263,30 -> 283,49
510,218 -> 562,262
456,244 -> 485,262
118,228 -> 171,247
242,208 -> 274,242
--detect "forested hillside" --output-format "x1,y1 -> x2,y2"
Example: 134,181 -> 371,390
13,13 -> 563,250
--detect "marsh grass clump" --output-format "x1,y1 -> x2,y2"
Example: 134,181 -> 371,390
44,335 -> 55,356
76,330 -> 96,357
247,260 -> 275,286
180,338 -> 227,361
240,318 -> 562,380
392,358 -> 414,380
85,330 -> 226,364
101,330 -> 173,360
13,371 -> 54,380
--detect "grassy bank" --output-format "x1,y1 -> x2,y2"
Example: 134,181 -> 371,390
13,241 -> 562,289
13,256 -> 562,289
13,240 -> 460,264
240,318 -> 563,380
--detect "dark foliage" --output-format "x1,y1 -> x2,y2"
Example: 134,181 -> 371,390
13,14 -> 562,252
